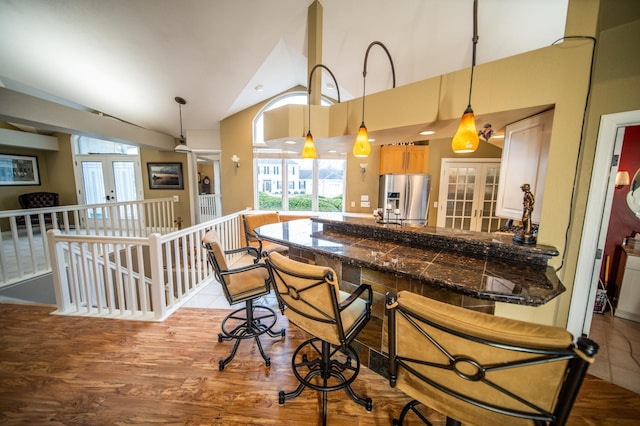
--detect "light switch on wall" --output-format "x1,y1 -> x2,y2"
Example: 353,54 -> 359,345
351,201 -> 356,207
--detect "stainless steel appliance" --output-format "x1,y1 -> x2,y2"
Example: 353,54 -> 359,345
378,174 -> 430,223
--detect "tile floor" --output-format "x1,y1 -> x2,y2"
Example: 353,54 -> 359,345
183,279 -> 279,311
587,311 -> 640,395
184,281 -> 640,396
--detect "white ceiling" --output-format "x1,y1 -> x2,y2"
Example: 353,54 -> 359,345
0,0 -> 569,143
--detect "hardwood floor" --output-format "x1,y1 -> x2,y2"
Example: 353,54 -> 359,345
1,302 -> 639,425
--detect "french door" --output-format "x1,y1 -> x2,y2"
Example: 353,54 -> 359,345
75,155 -> 143,227
437,159 -> 506,232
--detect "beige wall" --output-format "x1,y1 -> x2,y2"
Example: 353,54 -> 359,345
0,132 -> 74,210
551,13 -> 640,327
140,147 -> 192,227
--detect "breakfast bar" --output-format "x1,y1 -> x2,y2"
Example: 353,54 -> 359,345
255,215 -> 565,374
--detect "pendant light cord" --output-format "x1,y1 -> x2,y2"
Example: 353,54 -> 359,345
467,0 -> 478,108
179,104 -> 184,139
307,63 -> 341,132
361,41 -> 396,122
175,96 -> 186,143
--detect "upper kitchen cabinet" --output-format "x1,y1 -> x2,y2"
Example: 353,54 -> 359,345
379,145 -> 429,175
496,110 -> 554,225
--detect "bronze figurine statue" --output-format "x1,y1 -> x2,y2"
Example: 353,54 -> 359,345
513,183 -> 537,244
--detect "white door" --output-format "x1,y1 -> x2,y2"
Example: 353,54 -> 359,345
75,155 -> 143,227
437,159 -> 506,232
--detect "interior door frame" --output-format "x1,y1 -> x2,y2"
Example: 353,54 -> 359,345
567,110 -> 640,339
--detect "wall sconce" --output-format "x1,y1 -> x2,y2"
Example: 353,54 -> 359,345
354,41 -> 396,158
231,155 -> 240,168
452,0 -> 480,154
616,170 -> 630,189
304,64 -> 341,159
360,163 -> 368,176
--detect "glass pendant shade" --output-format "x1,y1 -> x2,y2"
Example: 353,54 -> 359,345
353,123 -> 371,158
302,130 -> 317,159
451,106 -> 479,153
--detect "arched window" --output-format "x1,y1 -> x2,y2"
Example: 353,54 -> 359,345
252,92 -> 331,145
252,92 -> 345,213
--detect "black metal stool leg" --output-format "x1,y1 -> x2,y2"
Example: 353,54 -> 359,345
278,338 -> 372,424
217,300 -> 284,370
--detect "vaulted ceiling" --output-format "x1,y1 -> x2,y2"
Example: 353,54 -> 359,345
0,0 -> 569,142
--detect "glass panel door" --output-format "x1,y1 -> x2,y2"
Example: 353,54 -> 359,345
478,164 -> 506,232
76,155 -> 142,228
440,165 -> 477,230
437,160 -> 506,232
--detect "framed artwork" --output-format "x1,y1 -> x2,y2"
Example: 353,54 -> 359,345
147,162 -> 184,190
0,154 -> 41,186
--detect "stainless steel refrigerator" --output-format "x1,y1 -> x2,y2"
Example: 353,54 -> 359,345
378,174 -> 430,223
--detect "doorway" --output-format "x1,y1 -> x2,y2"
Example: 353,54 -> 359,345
567,110 -> 640,340
74,154 -> 144,228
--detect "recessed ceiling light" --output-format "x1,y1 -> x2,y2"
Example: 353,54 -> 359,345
420,130 -> 435,136
368,138 -> 375,142
255,84 -> 264,92
285,140 -> 296,144
328,150 -> 337,153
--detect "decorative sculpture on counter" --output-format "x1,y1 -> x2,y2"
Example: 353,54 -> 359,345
513,183 -> 536,245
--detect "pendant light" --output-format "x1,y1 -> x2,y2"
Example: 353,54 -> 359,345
451,0 -> 480,154
354,41 -> 396,158
174,96 -> 190,152
303,64 -> 341,159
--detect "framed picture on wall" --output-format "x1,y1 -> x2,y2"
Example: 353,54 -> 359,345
0,154 -> 41,186
147,162 -> 184,190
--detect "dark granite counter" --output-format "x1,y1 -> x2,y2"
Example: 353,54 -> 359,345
256,215 -> 564,307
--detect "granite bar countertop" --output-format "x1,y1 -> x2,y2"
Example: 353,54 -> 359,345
255,215 -> 565,306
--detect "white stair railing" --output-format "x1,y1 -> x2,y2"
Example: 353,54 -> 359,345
198,193 -> 222,222
48,209 -> 250,321
0,198 -> 176,288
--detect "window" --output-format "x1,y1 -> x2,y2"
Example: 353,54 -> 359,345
255,157 -> 344,212
252,92 -> 344,213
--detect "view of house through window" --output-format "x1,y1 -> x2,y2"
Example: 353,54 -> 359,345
255,158 -> 344,212
253,93 -> 345,212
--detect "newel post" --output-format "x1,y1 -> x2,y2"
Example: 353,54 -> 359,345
148,233 -> 167,319
47,229 -> 72,313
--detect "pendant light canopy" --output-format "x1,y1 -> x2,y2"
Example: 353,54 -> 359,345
452,0 -> 480,154
354,41 -> 396,158
174,96 -> 190,153
303,64 -> 341,159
